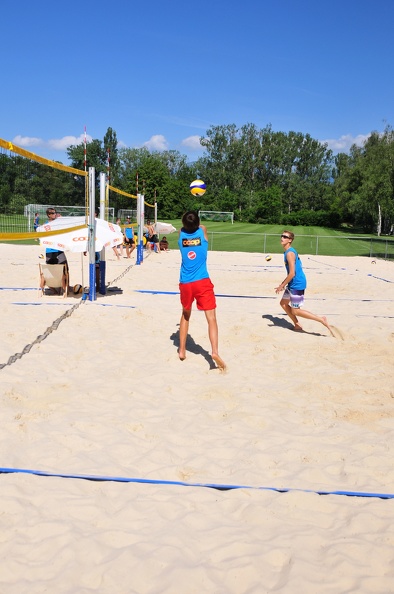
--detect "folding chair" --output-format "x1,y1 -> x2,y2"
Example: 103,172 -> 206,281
39,263 -> 69,297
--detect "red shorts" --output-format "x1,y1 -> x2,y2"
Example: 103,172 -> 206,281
179,278 -> 216,311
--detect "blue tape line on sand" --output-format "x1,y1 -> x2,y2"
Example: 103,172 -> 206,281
135,290 -> 275,299
90,304 -> 136,308
12,302 -> 73,306
136,290 -> 178,295
0,287 -> 36,290
368,274 -> 394,283
12,302 -> 136,308
0,467 -> 392,500
135,290 -> 393,303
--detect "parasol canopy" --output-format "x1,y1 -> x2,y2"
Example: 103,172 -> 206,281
37,216 -> 123,253
142,222 -> 176,235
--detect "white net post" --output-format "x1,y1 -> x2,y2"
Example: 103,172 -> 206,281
88,167 -> 96,301
136,193 -> 145,265
98,172 -> 106,294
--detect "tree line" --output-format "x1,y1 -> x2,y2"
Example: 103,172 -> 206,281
1,124 -> 393,234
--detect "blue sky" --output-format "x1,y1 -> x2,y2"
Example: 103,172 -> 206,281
2,0 -> 393,164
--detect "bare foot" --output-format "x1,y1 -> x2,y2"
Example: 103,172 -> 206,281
293,323 -> 303,332
212,354 -> 226,371
322,316 -> 335,337
177,348 -> 186,361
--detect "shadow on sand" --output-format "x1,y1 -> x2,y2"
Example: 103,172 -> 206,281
262,314 -> 325,337
170,328 -> 216,370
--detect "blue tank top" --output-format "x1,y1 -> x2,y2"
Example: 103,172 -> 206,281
178,227 -> 209,283
284,246 -> 307,290
44,219 -> 62,254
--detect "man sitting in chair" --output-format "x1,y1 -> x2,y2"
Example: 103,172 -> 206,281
39,207 -> 69,296
44,208 -> 69,268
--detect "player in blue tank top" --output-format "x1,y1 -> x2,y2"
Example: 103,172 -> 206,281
177,211 -> 226,370
275,230 -> 334,336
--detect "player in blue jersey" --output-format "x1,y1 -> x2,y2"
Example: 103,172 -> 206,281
275,231 -> 333,336
178,211 -> 226,370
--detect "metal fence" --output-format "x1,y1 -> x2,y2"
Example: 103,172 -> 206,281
207,232 -> 394,260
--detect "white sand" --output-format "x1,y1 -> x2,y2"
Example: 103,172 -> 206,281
0,243 -> 393,593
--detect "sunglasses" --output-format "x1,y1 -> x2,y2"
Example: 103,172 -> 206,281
281,234 -> 291,240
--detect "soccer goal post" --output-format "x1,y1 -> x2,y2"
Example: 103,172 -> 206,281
198,211 -> 234,224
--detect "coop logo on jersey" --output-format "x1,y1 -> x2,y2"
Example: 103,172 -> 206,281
187,251 -> 197,260
182,238 -> 201,247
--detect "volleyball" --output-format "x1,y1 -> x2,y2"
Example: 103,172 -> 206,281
265,255 -> 272,262
73,283 -> 83,294
190,179 -> 206,197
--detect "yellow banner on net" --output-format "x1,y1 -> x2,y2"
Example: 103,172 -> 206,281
107,185 -> 154,207
0,225 -> 87,241
0,138 -> 87,177
107,185 -> 137,199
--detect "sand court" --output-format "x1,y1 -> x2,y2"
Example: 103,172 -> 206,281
0,243 -> 393,592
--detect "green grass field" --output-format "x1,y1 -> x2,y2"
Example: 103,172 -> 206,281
162,220 -> 394,259
1,215 -> 393,259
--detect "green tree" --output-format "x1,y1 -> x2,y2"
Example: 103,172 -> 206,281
103,127 -> 120,186
67,138 -> 106,174
357,128 -> 394,234
333,127 -> 394,233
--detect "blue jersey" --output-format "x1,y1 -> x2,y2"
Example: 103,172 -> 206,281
44,219 -> 62,254
284,246 -> 307,290
178,227 -> 209,283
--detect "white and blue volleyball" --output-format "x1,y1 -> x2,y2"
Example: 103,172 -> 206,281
190,179 -> 206,197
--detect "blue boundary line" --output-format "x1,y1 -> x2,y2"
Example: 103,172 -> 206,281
0,467 -> 393,499
12,302 -> 74,306
368,274 -> 394,283
135,290 -> 275,299
134,290 -> 393,303
11,302 -> 136,308
10,303 -> 392,317
306,257 -> 394,283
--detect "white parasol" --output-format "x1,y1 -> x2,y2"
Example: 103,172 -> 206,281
154,221 -> 176,234
142,222 -> 176,235
37,216 -> 123,253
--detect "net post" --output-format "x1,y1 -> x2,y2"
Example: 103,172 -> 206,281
88,167 -> 96,301
136,193 -> 144,265
98,172 -> 106,295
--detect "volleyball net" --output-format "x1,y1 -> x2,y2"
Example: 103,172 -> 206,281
0,137 -> 157,241
107,185 -> 156,224
0,138 -> 88,240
